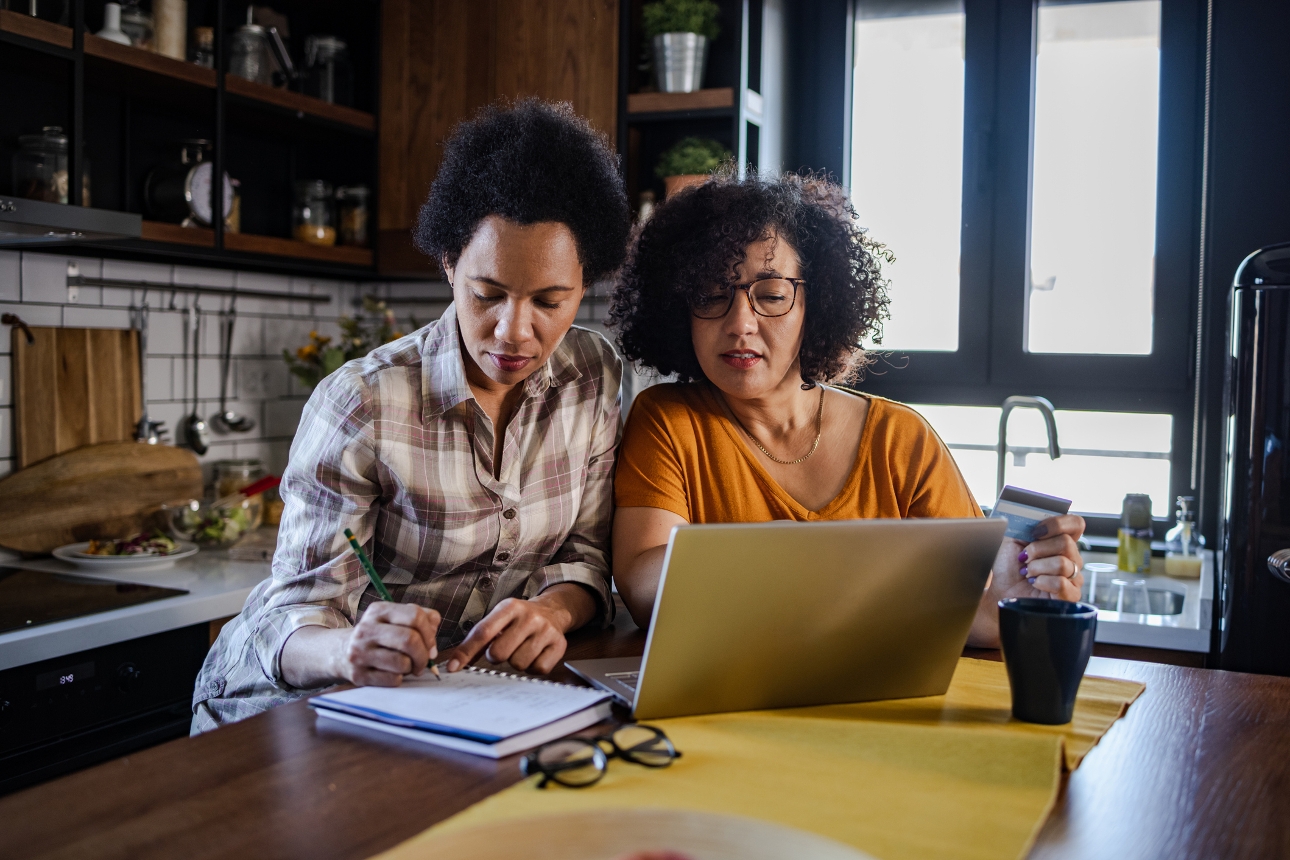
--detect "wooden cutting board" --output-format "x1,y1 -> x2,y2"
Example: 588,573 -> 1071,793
0,442 -> 201,554
11,325 -> 142,469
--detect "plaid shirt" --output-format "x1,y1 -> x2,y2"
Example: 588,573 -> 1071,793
192,304 -> 621,732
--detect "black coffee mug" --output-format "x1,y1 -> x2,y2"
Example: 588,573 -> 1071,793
998,598 -> 1098,724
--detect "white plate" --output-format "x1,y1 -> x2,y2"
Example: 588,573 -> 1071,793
52,541 -> 199,570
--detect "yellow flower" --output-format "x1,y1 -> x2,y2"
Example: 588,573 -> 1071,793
296,343 -> 319,361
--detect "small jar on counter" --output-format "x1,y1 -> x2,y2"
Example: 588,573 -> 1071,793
215,458 -> 266,529
293,179 -> 336,246
336,185 -> 370,247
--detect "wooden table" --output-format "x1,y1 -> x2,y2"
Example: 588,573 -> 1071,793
3,609 -> 1288,860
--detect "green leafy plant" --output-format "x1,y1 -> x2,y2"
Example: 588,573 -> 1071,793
655,137 -> 731,179
283,297 -> 412,390
642,0 -> 721,40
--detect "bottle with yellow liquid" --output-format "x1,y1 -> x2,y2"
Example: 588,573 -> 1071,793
1117,494 -> 1153,573
1164,495 -> 1204,578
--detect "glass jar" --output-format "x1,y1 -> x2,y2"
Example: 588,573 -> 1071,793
336,185 -> 369,247
12,126 -> 91,206
118,0 -> 154,49
215,459 -> 266,529
191,26 -> 215,67
303,35 -> 354,106
293,179 -> 336,245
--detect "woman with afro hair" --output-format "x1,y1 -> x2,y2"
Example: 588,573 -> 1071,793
193,100 -> 631,732
608,172 -> 1086,648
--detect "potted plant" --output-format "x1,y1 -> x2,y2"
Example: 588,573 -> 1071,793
655,136 -> 731,197
642,0 -> 720,93
283,297 -> 409,390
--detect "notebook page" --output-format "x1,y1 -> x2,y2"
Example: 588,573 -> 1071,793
311,669 -> 611,740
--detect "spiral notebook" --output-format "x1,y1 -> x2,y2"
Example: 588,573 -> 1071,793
309,666 -> 614,758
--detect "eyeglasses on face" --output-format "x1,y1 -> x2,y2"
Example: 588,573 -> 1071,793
520,723 -> 681,789
689,277 -> 805,319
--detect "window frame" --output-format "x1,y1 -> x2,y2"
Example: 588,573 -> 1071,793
851,0 -> 1207,531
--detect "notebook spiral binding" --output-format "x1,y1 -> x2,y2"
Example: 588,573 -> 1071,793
460,665 -> 581,689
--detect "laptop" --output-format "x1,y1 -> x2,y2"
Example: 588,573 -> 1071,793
567,517 -> 1006,719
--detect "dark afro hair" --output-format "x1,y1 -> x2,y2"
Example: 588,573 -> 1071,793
608,171 -> 892,385
414,98 -> 630,285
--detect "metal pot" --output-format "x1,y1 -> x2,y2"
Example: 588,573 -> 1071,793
653,33 -> 708,93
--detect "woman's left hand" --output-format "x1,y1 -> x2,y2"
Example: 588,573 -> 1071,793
988,514 -> 1087,603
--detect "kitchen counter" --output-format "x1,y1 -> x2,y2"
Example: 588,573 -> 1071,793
0,550 -> 270,672
1082,550 -> 1213,653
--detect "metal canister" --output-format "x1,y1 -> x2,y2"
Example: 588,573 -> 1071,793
1117,493 -> 1152,573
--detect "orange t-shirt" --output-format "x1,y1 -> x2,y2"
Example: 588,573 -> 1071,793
614,383 -> 982,523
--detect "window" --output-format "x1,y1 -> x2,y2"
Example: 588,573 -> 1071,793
849,0 -> 1203,525
915,404 -> 1173,515
1028,0 -> 1161,355
852,1 -> 965,351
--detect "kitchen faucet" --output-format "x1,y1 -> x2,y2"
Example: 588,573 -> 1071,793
996,396 -> 1061,501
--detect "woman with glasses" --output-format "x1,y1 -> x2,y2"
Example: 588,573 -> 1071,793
608,172 -> 1085,648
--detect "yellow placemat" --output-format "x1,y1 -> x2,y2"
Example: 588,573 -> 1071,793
374,659 -> 1144,860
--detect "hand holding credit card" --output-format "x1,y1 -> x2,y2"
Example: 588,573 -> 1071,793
990,485 -> 1072,542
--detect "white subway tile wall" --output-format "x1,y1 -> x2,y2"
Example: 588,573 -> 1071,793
0,249 -> 502,492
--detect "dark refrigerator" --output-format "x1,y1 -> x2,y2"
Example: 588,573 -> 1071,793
1218,242 -> 1290,675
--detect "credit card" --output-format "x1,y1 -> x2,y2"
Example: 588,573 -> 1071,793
990,485 -> 1072,542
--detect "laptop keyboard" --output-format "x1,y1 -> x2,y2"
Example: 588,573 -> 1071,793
605,670 -> 640,691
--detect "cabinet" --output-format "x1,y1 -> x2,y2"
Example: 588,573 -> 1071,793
377,0 -> 619,277
0,1 -> 378,276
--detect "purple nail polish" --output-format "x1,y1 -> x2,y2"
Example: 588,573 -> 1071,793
1018,551 -> 1029,563
1020,566 -> 1028,577
1027,577 -> 1036,585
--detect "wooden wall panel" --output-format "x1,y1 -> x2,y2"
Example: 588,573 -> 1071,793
378,0 -> 618,276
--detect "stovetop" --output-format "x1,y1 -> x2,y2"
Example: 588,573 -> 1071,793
0,568 -> 189,635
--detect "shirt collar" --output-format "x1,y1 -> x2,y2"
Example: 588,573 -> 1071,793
421,304 -> 584,421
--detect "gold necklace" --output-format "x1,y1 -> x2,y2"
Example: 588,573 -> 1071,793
726,385 -> 826,465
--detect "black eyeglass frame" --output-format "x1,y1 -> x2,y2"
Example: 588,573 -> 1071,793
690,277 -> 806,320
520,724 -> 682,789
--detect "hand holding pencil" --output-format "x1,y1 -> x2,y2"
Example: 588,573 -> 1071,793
343,528 -> 442,681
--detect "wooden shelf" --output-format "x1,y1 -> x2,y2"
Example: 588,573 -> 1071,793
140,221 -> 214,248
83,34 -> 216,88
0,9 -> 72,49
628,88 -> 734,115
224,76 -> 376,132
224,233 -> 373,267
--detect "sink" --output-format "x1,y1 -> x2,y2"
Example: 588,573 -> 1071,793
1085,580 -> 1185,616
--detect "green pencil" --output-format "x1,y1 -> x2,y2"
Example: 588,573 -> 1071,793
343,528 -> 440,679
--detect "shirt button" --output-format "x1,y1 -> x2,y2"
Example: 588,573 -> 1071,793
462,620 -> 474,631
480,577 -> 494,592
503,508 -> 517,520
496,551 -> 511,563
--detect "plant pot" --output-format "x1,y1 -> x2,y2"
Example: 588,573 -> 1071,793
663,174 -> 708,198
653,32 -> 708,93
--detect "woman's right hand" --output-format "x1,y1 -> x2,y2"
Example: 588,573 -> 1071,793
334,602 -> 441,686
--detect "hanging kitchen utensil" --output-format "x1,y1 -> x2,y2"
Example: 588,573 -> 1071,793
183,303 -> 210,454
211,303 -> 256,434
133,302 -> 165,444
